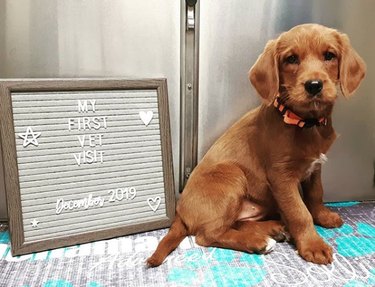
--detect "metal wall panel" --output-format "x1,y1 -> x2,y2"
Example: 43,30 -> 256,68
0,0 -> 181,219
198,0 -> 375,201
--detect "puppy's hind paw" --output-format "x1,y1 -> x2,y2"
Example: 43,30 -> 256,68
264,238 -> 277,253
253,237 -> 277,254
267,220 -> 289,242
272,230 -> 291,242
146,255 -> 163,268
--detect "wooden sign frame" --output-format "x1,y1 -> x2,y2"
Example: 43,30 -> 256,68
0,78 -> 175,256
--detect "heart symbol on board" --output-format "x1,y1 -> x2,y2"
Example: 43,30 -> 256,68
139,111 -> 153,126
147,197 -> 161,212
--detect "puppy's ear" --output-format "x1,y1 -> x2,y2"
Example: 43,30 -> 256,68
338,33 -> 366,98
249,40 -> 279,104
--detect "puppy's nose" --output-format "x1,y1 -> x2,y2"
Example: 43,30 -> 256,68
304,80 -> 323,96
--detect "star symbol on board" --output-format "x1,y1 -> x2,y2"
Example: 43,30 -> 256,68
31,219 -> 40,228
18,127 -> 41,147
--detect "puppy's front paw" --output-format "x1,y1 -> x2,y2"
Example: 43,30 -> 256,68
297,237 -> 333,264
312,207 -> 343,228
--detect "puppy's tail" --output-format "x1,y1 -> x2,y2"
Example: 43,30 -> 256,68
146,214 -> 188,267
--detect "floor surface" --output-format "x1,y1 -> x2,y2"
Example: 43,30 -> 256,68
0,201 -> 374,286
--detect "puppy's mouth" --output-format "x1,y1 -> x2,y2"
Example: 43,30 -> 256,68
307,96 -> 328,110
279,88 -> 335,118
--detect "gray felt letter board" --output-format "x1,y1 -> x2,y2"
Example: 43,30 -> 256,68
0,79 -> 175,256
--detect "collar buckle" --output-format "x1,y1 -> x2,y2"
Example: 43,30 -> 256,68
303,118 -> 320,128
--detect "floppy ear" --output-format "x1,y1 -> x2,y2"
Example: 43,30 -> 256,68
339,33 -> 366,98
249,40 -> 279,104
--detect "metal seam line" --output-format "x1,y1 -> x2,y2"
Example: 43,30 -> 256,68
179,0 -> 199,192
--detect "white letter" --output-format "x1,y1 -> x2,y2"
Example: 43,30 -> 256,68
89,99 -> 96,112
78,100 -> 88,113
77,135 -> 85,148
92,117 -> 101,130
107,239 -> 119,255
85,150 -> 94,164
88,135 -> 96,147
97,134 -> 104,146
83,117 -> 91,130
68,118 -> 75,131
73,153 -> 82,166
97,151 -> 104,163
56,199 -> 64,214
101,116 -> 107,129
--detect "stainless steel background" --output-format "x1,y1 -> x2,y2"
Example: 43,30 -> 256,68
198,0 -> 375,201
1,0 -> 374,220
0,0 -> 181,220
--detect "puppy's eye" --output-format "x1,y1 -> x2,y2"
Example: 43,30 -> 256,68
324,51 -> 336,61
285,54 -> 299,64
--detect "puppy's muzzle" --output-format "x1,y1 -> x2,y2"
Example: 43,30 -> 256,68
304,79 -> 323,96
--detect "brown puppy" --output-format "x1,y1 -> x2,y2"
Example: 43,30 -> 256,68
147,23 -> 366,266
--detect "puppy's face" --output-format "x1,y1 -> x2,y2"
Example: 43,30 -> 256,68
277,25 -> 341,116
250,24 -> 366,118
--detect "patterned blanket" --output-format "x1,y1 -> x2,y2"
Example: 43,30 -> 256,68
0,201 -> 374,286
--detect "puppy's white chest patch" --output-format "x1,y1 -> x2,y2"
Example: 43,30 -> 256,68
306,153 -> 327,177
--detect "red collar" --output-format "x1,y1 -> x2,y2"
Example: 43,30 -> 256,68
273,97 -> 328,128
